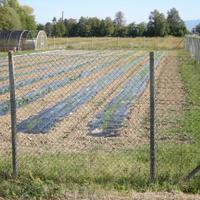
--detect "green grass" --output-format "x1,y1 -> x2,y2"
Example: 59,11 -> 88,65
0,50 -> 39,57
0,49 -> 62,58
178,51 -> 200,142
1,50 -> 200,199
0,52 -> 7,57
1,145 -> 200,199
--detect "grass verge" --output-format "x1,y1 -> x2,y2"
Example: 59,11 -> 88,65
1,145 -> 200,199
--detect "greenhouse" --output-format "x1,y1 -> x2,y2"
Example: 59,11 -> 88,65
0,30 -> 48,51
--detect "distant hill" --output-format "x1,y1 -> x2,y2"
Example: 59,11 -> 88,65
185,19 -> 200,31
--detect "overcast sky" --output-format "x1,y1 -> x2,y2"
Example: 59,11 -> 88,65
19,0 -> 200,24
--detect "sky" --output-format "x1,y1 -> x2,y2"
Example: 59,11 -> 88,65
19,0 -> 200,24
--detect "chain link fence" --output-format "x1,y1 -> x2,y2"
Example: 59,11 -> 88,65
185,35 -> 200,63
0,49 -> 200,196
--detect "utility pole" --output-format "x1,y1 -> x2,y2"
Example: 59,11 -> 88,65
62,11 -> 64,22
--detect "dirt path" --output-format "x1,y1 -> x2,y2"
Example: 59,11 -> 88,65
155,52 -> 188,143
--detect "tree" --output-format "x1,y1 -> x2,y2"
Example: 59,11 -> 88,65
44,22 -> 53,36
0,0 -> 36,31
18,5 -> 36,31
195,23 -> 200,35
167,8 -> 187,36
147,10 -> 168,37
114,25 -> 127,37
52,19 -> 66,37
4,0 -> 20,9
77,17 -> 91,37
114,11 -> 126,27
127,23 -> 138,37
37,24 -> 44,31
52,17 -> 57,25
0,6 -> 21,30
88,17 -> 101,36
64,18 -> 78,37
100,17 -> 114,36
114,11 -> 127,37
137,22 -> 147,36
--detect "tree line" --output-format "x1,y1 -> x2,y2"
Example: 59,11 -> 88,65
0,0 -> 188,37
38,9 -> 187,37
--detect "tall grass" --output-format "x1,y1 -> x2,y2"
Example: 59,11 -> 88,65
48,36 -> 184,50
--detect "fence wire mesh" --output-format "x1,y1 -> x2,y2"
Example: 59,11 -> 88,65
185,35 -> 200,63
155,52 -> 200,185
1,49 -> 200,194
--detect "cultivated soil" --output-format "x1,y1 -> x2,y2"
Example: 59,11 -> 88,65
0,50 -> 187,154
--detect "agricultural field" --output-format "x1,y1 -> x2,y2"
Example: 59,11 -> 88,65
0,50 -> 166,153
1,49 -> 200,199
47,36 -> 184,50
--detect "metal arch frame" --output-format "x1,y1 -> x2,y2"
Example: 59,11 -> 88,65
17,30 -> 35,51
17,30 -> 28,51
35,30 -> 48,50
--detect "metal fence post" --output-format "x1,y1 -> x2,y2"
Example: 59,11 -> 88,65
117,37 -> 119,48
66,37 -> 69,48
150,51 -> 155,182
8,51 -> 17,178
53,37 -> 56,49
91,37 -> 94,49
